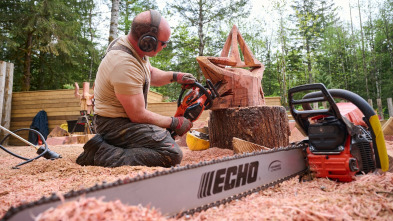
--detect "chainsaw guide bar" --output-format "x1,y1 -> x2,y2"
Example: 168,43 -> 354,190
2,142 -> 308,221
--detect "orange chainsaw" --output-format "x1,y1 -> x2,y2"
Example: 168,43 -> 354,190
170,79 -> 221,137
288,83 -> 389,182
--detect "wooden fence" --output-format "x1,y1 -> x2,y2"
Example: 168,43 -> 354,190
8,88 -> 281,145
9,89 -> 165,144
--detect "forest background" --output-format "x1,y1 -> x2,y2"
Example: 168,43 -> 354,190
0,0 -> 392,117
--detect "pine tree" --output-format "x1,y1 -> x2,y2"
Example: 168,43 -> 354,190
168,0 -> 251,81
0,0 -> 100,91
291,0 -> 325,83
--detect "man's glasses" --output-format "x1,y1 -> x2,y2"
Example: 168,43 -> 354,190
158,40 -> 169,46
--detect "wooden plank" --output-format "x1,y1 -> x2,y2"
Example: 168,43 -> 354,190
265,97 -> 281,106
11,119 -> 68,128
12,98 -> 79,105
12,111 -> 80,118
147,91 -> 163,103
12,89 -> 77,97
233,137 -> 270,154
382,117 -> 393,136
12,115 -> 79,122
12,106 -> 81,114
12,102 -> 80,110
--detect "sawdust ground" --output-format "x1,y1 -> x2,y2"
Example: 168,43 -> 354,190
0,140 -> 393,220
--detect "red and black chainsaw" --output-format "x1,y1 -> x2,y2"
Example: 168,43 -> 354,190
170,79 -> 221,137
288,83 -> 389,182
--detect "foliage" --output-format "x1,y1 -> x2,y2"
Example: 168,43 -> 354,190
0,0 -> 101,91
167,0 -> 251,81
0,0 -> 392,118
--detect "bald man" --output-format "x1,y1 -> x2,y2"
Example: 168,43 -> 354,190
76,10 -> 196,168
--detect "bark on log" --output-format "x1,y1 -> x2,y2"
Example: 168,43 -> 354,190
208,106 -> 290,149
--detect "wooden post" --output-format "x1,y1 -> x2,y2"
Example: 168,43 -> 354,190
377,98 -> 384,121
368,99 -> 373,109
388,98 -> 393,117
313,102 -> 318,110
0,61 -> 6,124
322,101 -> 327,109
0,61 -> 14,144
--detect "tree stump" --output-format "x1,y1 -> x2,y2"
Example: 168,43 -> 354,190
208,106 -> 290,149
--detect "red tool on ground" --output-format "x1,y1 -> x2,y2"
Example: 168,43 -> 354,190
288,83 -> 388,182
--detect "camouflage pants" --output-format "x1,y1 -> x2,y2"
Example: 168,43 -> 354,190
76,115 -> 182,167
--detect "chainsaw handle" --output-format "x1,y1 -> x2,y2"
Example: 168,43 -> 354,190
303,89 -> 374,118
288,83 -> 342,121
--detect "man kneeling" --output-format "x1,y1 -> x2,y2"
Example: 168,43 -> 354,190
76,10 -> 194,167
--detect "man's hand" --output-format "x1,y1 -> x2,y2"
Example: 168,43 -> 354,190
172,72 -> 196,84
170,116 -> 193,136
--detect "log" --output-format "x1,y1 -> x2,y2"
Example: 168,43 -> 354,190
232,137 -> 270,154
208,106 -> 290,149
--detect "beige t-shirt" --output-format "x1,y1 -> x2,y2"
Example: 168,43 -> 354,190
94,35 -> 151,118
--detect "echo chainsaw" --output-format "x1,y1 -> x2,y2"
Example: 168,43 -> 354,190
169,79 -> 221,138
2,83 -> 389,221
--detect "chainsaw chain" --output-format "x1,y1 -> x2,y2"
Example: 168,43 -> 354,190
178,169 -> 307,218
2,141 -> 308,220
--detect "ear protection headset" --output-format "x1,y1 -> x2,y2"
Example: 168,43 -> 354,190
138,9 -> 161,52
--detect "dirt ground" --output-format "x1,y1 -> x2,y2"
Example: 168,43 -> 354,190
0,138 -> 392,220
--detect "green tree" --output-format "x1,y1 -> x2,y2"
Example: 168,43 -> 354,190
168,0 -> 251,81
118,0 -> 158,36
0,0 -> 101,91
291,0 -> 326,84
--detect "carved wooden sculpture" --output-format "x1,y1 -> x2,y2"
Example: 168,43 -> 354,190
197,25 -> 289,150
197,25 -> 265,109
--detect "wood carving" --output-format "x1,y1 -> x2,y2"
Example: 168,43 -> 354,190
197,25 -> 265,110
74,82 -> 94,114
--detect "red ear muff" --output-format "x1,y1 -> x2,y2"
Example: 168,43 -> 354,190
138,9 -> 161,52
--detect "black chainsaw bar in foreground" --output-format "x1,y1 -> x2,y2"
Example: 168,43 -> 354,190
2,142 -> 308,221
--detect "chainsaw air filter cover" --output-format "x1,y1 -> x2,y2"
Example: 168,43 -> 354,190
308,117 -> 347,153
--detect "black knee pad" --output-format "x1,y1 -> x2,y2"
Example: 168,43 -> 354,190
76,134 -> 104,166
